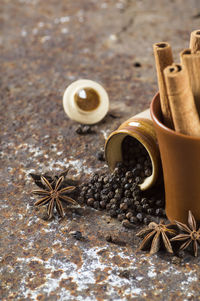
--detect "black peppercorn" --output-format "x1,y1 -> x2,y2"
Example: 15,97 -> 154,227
115,188 -> 123,195
145,168 -> 152,177
77,197 -> 84,204
143,217 -> 149,225
69,231 -> 83,240
125,171 -> 133,179
93,201 -> 99,209
104,183 -> 111,189
121,177 -> 127,184
111,204 -> 117,210
106,203 -> 111,210
135,176 -> 142,184
98,176 -> 104,183
136,205 -> 143,213
101,195 -> 108,202
147,208 -> 155,215
113,167 -> 120,175
155,200 -> 163,207
136,213 -> 143,222
95,182 -> 102,190
134,200 -> 140,206
114,193 -> 121,201
141,198 -> 147,205
97,150 -> 105,161
122,219 -> 134,229
103,176 -> 109,184
87,198 -> 94,206
82,186 -> 88,192
100,201 -> 106,209
130,216 -> 138,224
110,198 -> 117,204
76,125 -> 93,135
126,212 -> 133,220
87,189 -> 93,195
108,191 -> 114,199
80,191 -> 86,197
120,203 -> 128,211
124,183 -> 131,190
112,183 -> 118,190
142,204 -> 149,212
117,213 -> 126,221
94,192 -> 100,200
123,198 -> 132,206
92,174 -> 99,181
109,209 -> 117,217
124,190 -> 132,197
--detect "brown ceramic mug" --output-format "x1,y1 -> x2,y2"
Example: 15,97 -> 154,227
151,92 -> 200,223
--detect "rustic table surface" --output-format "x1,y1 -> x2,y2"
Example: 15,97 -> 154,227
1,0 -> 200,300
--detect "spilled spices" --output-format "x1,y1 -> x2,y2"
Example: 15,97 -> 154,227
69,231 -> 84,240
171,210 -> 200,257
79,135 -> 165,228
75,124 -> 95,135
136,220 -> 177,254
122,135 -> 152,179
105,234 -> 126,246
32,176 -> 77,219
96,149 -> 105,161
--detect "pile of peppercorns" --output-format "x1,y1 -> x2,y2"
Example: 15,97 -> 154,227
78,136 -> 165,228
122,135 -> 152,180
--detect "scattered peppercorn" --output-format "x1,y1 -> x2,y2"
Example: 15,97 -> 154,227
79,135 -> 165,228
105,234 -> 126,246
76,124 -> 95,135
122,219 -> 135,229
69,231 -> 83,240
97,149 -> 105,161
133,62 -> 142,67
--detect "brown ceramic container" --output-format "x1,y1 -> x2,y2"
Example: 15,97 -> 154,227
105,109 -> 161,190
151,92 -> 200,223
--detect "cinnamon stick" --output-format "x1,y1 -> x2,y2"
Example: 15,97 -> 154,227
180,48 -> 200,114
153,42 -> 174,129
164,64 -> 200,136
189,30 -> 200,53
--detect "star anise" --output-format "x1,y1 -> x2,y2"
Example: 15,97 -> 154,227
32,175 -> 77,219
136,220 -> 177,254
170,210 -> 200,257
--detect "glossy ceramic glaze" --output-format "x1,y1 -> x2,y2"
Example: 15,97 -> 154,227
151,93 -> 200,223
105,109 -> 161,190
63,79 -> 109,124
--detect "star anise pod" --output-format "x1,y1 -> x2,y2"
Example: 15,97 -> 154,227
136,220 -> 177,254
170,210 -> 200,257
32,175 -> 77,219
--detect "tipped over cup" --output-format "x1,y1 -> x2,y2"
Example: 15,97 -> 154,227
105,109 -> 161,190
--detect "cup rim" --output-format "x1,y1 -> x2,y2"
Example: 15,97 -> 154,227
150,92 -> 200,141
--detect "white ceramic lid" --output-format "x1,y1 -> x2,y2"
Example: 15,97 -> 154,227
63,79 -> 109,124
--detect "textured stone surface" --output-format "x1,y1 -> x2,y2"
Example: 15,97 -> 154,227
1,0 -> 200,300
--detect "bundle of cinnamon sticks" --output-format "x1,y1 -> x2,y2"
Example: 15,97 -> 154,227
153,30 -> 200,136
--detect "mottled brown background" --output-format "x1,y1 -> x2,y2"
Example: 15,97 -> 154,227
1,0 -> 200,300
